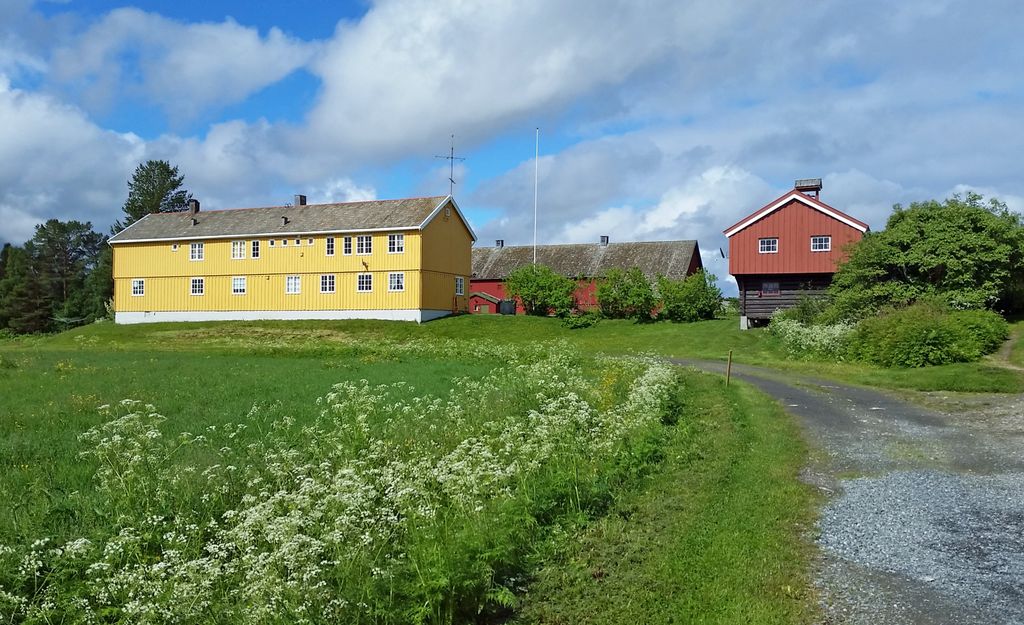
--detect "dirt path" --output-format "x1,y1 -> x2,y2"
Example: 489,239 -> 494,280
673,359 -> 1024,625
990,327 -> 1024,372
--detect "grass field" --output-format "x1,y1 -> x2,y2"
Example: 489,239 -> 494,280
1,313 -> 1017,623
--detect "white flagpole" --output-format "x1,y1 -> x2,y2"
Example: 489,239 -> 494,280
533,127 -> 539,264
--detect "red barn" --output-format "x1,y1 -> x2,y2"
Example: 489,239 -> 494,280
470,238 -> 703,314
724,179 -> 869,329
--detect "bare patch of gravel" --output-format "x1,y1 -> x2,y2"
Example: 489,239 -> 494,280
818,470 -> 1024,625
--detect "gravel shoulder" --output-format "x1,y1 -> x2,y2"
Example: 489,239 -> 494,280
673,359 -> 1024,625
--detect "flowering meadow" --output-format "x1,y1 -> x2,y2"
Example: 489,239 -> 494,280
0,342 -> 679,624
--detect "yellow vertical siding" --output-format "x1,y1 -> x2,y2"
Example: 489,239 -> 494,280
113,232 -> 424,313
418,200 -> 473,312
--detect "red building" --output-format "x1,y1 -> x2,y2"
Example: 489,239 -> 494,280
470,238 -> 703,314
724,179 -> 869,329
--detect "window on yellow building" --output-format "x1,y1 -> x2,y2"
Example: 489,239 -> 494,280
131,279 -> 144,296
455,276 -> 464,296
286,275 -> 301,294
190,278 -> 204,296
251,240 -> 261,258
231,240 -> 246,259
388,272 -> 404,292
388,234 -> 404,253
357,235 -> 372,255
232,277 -> 246,295
190,242 -> 204,261
343,236 -> 352,255
326,237 -> 335,256
320,274 -> 335,293
357,273 -> 372,292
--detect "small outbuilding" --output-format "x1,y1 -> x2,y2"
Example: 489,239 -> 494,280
724,179 -> 868,329
470,238 -> 703,314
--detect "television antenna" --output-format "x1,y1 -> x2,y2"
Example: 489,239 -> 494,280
435,134 -> 466,197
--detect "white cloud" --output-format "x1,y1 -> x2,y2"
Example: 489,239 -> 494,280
0,76 -> 142,244
309,178 -> 377,204
49,8 -> 315,121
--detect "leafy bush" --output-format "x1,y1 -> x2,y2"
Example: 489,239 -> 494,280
0,348 -> 680,622
773,295 -> 830,325
828,192 -> 1024,320
658,270 -> 723,323
562,309 -> 601,329
768,317 -> 854,360
504,264 -> 577,316
596,268 -> 657,321
847,302 -> 999,367
949,308 -> 1009,353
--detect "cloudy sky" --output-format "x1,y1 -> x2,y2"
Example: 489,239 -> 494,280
2,0 -> 1022,292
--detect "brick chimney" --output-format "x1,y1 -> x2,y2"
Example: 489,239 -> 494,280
294,194 -> 307,206
187,199 -> 200,216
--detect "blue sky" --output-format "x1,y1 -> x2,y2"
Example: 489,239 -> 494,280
2,0 -> 1023,292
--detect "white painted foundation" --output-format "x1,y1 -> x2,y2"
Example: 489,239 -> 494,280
116,309 -> 452,324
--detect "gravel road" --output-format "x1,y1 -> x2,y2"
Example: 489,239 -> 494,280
674,360 -> 1024,625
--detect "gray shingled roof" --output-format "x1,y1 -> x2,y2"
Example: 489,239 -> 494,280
109,196 -> 453,243
472,240 -> 701,281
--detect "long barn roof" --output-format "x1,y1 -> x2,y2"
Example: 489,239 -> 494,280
109,195 -> 476,243
472,240 -> 701,281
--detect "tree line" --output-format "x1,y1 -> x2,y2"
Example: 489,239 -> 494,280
0,161 -> 191,334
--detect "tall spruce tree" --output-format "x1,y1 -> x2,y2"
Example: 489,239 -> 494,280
112,160 -> 192,234
0,246 -> 50,333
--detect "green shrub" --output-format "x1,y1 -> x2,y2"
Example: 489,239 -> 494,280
658,270 -> 723,323
504,264 -> 577,317
597,268 -> 657,321
773,295 -> 830,325
848,302 -> 988,367
768,317 -> 854,360
949,309 -> 1009,353
562,309 -> 601,329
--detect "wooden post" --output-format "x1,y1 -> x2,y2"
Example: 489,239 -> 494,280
726,349 -> 733,386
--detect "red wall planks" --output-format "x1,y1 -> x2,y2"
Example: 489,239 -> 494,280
728,198 -> 864,275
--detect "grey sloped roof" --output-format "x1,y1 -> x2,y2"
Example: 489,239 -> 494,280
472,240 -> 701,281
109,196 -> 453,243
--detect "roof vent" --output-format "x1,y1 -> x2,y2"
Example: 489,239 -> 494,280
190,217 -> 198,226
294,194 -> 307,206
496,239 -> 504,248
600,235 -> 609,246
794,178 -> 822,199
187,199 -> 200,216
281,216 -> 289,226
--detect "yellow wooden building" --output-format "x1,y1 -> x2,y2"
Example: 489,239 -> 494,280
108,195 -> 475,323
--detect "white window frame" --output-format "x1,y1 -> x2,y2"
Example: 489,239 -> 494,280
356,235 -> 372,255
190,277 -> 204,296
307,238 -> 313,246
811,235 -> 831,252
282,239 -> 288,246
231,240 -> 246,260
294,238 -> 301,246
269,239 -> 276,247
232,276 -> 247,295
388,234 -> 405,254
131,279 -> 144,296
326,237 -> 335,256
343,236 -> 352,255
171,244 -> 179,252
357,273 -> 373,292
190,242 -> 204,261
320,274 -> 336,293
455,276 -> 465,296
388,272 -> 404,292
758,238 -> 778,254
251,240 -> 261,259
285,275 -> 301,295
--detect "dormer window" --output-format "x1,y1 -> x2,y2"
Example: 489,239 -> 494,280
759,238 -> 778,254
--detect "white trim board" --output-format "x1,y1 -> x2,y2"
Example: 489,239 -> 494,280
724,192 -> 869,238
115,309 -> 453,324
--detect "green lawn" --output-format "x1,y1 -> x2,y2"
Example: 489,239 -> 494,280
1009,320 -> 1024,367
9,313 -> 1019,393
513,371 -> 817,625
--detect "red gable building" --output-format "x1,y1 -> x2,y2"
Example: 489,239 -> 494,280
724,179 -> 869,329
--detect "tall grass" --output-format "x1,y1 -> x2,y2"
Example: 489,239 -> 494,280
0,344 -> 678,623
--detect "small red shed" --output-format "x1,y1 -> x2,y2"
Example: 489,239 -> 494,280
470,238 -> 703,314
724,179 -> 868,329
